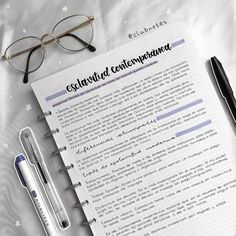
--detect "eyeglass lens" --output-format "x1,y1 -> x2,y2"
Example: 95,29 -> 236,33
4,15 -> 95,83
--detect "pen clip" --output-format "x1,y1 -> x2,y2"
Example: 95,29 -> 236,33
14,155 -> 27,188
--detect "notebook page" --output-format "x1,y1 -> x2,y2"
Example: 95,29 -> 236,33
32,22 -> 236,236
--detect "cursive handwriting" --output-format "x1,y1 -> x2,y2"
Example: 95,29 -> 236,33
110,150 -> 141,166
117,119 -> 156,138
146,136 -> 175,150
76,137 -> 113,154
83,169 -> 98,178
66,43 -> 172,92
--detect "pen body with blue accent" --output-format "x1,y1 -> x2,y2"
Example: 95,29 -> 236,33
15,154 -> 59,236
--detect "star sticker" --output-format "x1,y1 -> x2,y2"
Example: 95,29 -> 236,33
15,220 -> 21,227
23,28 -> 26,33
166,8 -> 172,15
62,5 -> 68,12
25,104 -> 32,111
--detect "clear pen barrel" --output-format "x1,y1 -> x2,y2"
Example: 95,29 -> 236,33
20,127 -> 70,229
44,181 -> 69,228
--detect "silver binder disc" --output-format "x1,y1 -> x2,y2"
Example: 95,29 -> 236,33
44,128 -> 59,138
59,163 -> 74,173
37,111 -> 52,121
74,200 -> 89,208
81,218 -> 96,226
51,146 -> 67,156
65,182 -> 81,191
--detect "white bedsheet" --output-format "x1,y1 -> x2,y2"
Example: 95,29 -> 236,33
0,0 -> 235,236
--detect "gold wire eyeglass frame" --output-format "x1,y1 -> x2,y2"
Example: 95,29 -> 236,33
2,14 -> 95,82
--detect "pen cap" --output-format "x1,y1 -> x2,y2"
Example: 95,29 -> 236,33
210,56 -> 234,95
14,154 -> 59,236
15,155 -> 27,187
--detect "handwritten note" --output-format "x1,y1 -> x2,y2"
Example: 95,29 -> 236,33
32,23 -> 236,236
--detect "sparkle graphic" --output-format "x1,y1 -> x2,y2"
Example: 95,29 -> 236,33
62,5 -> 68,12
166,8 -> 172,15
25,104 -> 32,111
15,220 -> 21,227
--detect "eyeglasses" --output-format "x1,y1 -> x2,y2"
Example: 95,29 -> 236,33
2,14 -> 96,83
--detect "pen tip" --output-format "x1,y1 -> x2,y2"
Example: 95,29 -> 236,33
62,220 -> 69,228
211,56 -> 220,62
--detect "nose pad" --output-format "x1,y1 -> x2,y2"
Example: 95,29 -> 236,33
40,33 -> 56,58
40,33 -> 55,43
43,45 -> 47,59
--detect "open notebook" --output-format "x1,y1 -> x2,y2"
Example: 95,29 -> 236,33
32,22 -> 236,236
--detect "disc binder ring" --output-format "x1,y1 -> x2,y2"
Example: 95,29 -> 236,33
81,218 -> 96,226
37,111 -> 52,121
44,128 -> 59,138
36,107 -> 94,229
65,182 -> 81,191
74,200 -> 89,208
59,163 -> 74,173
51,146 -> 67,156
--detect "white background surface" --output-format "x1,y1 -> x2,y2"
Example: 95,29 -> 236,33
0,0 -> 236,236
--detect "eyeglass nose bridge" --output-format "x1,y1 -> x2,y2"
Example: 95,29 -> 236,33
40,33 -> 57,46
40,33 -> 58,59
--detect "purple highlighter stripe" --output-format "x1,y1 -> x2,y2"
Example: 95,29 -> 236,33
175,119 -> 212,137
52,61 -> 158,107
45,89 -> 67,102
172,39 -> 185,47
156,99 -> 203,121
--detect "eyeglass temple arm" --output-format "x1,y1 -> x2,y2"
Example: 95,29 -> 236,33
2,16 -> 94,60
22,33 -> 95,83
59,33 -> 96,52
23,45 -> 41,83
